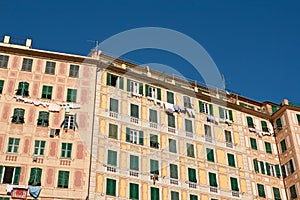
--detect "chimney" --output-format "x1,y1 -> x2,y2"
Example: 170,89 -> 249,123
26,38 -> 32,48
4,36 -> 10,44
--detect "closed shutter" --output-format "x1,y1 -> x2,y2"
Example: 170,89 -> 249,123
13,167 -> 21,184
290,185 -> 297,199
139,131 -> 144,145
110,98 -> 118,113
130,104 -> 139,118
150,160 -> 159,175
119,77 -> 124,89
129,183 -> 139,200
126,128 -> 130,142
272,187 -> 281,200
127,79 -> 131,91
281,165 -> 286,178
106,178 -> 116,196
168,114 -> 175,128
130,155 -> 139,170
0,166 -> 3,182
188,168 -> 197,183
157,88 -> 161,100
106,73 -> 111,85
250,138 -> 257,150
199,101 -> 203,113
229,110 -> 233,121
297,114 -> 300,125
108,124 -> 118,139
265,142 -> 272,154
275,165 -> 281,177
257,184 -> 266,198
209,104 -> 214,116
107,150 -> 117,166
190,195 -> 198,200
171,191 -> 179,200
247,116 -> 254,128
230,177 -> 239,191
209,172 -> 217,187
261,121 -> 268,132
253,159 -> 259,173
170,164 -> 178,179
169,139 -> 177,153
207,148 -> 215,162
185,119 -> 193,132
187,143 -> 195,157
265,163 -> 271,175
149,109 -> 157,123
276,118 -> 282,130
228,154 -> 235,167
167,91 -> 174,104
145,84 -> 149,96
28,168 -> 42,186
260,161 -> 265,174
151,187 -> 159,200
139,83 -> 143,95
219,107 -> 224,119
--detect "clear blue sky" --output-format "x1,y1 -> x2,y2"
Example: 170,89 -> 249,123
1,0 -> 300,104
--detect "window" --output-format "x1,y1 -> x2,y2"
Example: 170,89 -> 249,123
45,61 -> 56,75
66,89 -> 77,102
150,134 -> 159,149
0,80 -> 4,94
206,148 -> 215,162
275,164 -> 281,177
60,143 -> 72,158
209,172 -> 217,187
151,187 -> 159,200
190,194 -> 198,200
204,124 -> 212,141
168,114 -> 175,128
57,171 -> 69,188
41,85 -> 53,99
37,111 -> 49,127
7,138 -> 20,153
188,168 -> 197,183
261,121 -> 268,132
227,153 -> 236,167
257,184 -> 266,198
127,79 -> 143,95
167,91 -> 174,104
130,104 -> 139,118
225,130 -> 233,147
34,140 -> 45,156
280,139 -> 287,153
149,109 -> 158,123
283,159 -> 295,176
276,118 -> 282,130
183,96 -> 192,108
108,123 -> 118,139
62,114 -> 77,130
11,108 -> 25,124
272,187 -> 281,200
230,177 -> 239,191
150,159 -> 159,175
126,128 -> 144,145
16,82 -> 29,96
253,159 -> 259,173
186,143 -> 195,158
129,183 -> 139,200
106,73 -> 124,89
69,64 -> 79,78
130,155 -> 139,171
21,58 -> 33,72
171,191 -> 179,200
246,116 -> 254,128
199,101 -> 213,115
109,98 -> 119,113
0,55 -> 9,68
169,139 -> 177,153
145,85 -> 161,100
107,150 -> 117,166
297,114 -> 300,126
265,142 -> 272,154
290,185 -> 297,199
260,161 -> 265,174
170,164 -> 178,179
250,138 -> 257,150
219,107 -> 233,120
28,168 -> 42,186
185,119 -> 193,133
0,166 -> 21,184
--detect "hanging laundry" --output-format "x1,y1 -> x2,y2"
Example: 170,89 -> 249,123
65,104 -> 70,113
6,184 -> 13,194
173,105 -> 181,112
186,108 -> 195,117
28,186 -> 41,198
48,103 -> 61,112
164,102 -> 175,113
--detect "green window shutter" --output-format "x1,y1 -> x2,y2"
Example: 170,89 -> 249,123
119,77 -> 124,89
107,150 -> 117,166
275,165 -> 281,177
28,168 -> 42,186
228,153 -> 236,167
149,109 -> 158,123
209,172 -> 217,187
290,185 -> 297,199
139,131 -> 144,145
261,121 -> 268,132
109,98 -> 119,113
253,159 -> 259,173
289,159 -> 295,173
129,183 -> 139,200
265,163 -> 271,175
151,187 -> 159,200
281,165 -> 286,178
276,118 -> 282,130
199,101 -> 203,113
167,91 -> 174,104
150,159 -> 159,175
247,116 -> 254,128
106,73 -> 111,85
130,104 -> 139,118
57,171 -> 69,188
265,142 -> 272,154
297,114 -> 300,125
257,184 -> 266,198
230,177 -> 239,191
0,80 -> 4,93
145,84 -> 149,97
0,166 -> 2,181
260,161 -> 265,174
188,168 -> 197,183
206,148 -> 215,162
185,119 -> 193,132
272,187 -> 281,200
229,110 -> 233,121
108,124 -> 118,139
157,88 -> 161,100
67,143 -> 72,158
126,128 -> 130,142
13,167 -> 21,184
127,79 -> 131,91
171,191 -> 179,200
170,164 -> 178,179
130,155 -> 139,170
139,83 -> 143,95
168,114 -> 175,128
219,107 -> 224,119
280,140 -> 287,153
190,194 -> 198,200
272,105 -> 278,113
187,143 -> 195,157
169,139 -> 177,153
106,178 -> 116,196
250,138 -> 257,150
209,104 -> 214,116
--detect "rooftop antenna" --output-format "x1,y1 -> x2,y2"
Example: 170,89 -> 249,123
87,40 -> 100,56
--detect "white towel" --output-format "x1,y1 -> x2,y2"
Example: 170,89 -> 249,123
164,102 -> 175,113
6,184 -> 13,194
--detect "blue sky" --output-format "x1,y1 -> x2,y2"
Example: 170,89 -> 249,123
1,0 -> 300,104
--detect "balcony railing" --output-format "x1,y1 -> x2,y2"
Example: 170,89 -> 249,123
109,111 -> 118,118
107,166 -> 117,173
209,186 -> 218,193
205,136 -> 212,143
186,131 -> 193,138
168,127 -> 176,133
226,142 -> 233,148
149,122 -> 158,129
129,170 -> 139,177
188,182 -> 197,189
130,117 -> 139,124
232,191 -> 240,197
170,179 -> 179,185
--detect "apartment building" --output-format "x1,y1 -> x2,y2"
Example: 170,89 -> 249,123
0,36 -> 97,200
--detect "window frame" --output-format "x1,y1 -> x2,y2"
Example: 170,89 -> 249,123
0,54 -> 9,68
33,140 -> 46,156
41,85 -> 53,99
60,143 -> 72,158
57,170 -> 70,189
11,108 -> 25,124
69,64 -> 79,78
21,58 -> 33,72
7,138 -> 20,153
66,88 -> 77,102
37,111 -> 49,127
45,61 -> 56,75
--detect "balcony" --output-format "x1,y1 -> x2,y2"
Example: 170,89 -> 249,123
170,179 -> 179,185
226,142 -> 233,148
186,131 -> 193,138
205,136 -> 212,143
232,191 -> 240,197
168,127 -> 176,133
107,166 -> 117,173
188,182 -> 197,189
109,111 -> 118,118
129,170 -> 139,177
209,186 -> 218,193
130,117 -> 139,124
149,122 -> 158,129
